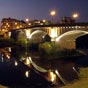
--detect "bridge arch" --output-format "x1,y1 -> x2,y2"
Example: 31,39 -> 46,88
56,30 -> 88,49
29,30 -> 51,43
76,34 -> 88,49
30,27 -> 49,33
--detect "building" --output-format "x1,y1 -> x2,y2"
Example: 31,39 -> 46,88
60,16 -> 75,24
0,17 -> 27,32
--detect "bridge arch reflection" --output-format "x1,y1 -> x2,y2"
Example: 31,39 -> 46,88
76,34 -> 88,49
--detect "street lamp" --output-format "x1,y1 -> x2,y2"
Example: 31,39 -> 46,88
50,10 -> 56,24
50,10 -> 56,16
50,10 -> 57,41
72,13 -> 79,30
72,13 -> 79,19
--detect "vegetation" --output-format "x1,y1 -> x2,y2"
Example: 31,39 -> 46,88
16,38 -> 28,48
0,37 -> 28,49
0,38 -> 85,60
79,67 -> 88,78
39,42 -> 85,59
39,42 -> 54,56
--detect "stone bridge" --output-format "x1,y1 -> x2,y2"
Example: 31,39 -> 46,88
8,24 -> 88,49
8,23 -> 88,39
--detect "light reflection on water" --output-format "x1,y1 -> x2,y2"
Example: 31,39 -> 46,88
0,47 -> 80,87
14,60 -> 18,66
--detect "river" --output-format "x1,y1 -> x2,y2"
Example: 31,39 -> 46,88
0,47 -> 87,88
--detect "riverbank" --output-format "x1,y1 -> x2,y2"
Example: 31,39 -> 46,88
60,67 -> 88,88
60,78 -> 88,88
0,85 -> 7,88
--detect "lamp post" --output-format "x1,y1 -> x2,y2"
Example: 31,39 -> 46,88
50,10 -> 56,24
50,10 -> 57,42
72,13 -> 79,30
72,13 -> 79,22
72,13 -> 79,19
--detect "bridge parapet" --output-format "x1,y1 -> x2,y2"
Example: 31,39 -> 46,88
8,23 -> 88,40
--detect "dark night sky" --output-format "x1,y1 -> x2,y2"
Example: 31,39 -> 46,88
0,0 -> 88,22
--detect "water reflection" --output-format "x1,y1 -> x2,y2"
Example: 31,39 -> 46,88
25,70 -> 30,78
0,47 -> 82,87
14,60 -> 18,66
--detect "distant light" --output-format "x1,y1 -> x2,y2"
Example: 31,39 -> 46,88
20,25 -> 22,28
6,23 -> 9,25
72,13 -> 79,18
28,23 -> 31,26
15,22 -> 17,25
16,26 -> 20,29
50,10 -> 56,16
25,18 -> 29,22
42,19 -> 46,23
40,23 -> 43,25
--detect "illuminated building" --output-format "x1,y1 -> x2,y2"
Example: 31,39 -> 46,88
0,17 -> 27,32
